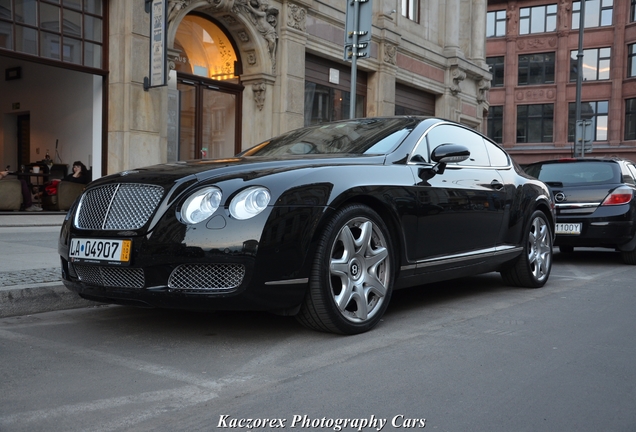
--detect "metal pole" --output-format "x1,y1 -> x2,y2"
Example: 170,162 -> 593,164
349,0 -> 360,119
575,0 -> 586,156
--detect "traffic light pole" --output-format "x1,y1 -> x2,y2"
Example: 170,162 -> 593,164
349,0 -> 360,119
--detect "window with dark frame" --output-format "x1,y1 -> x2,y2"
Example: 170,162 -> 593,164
572,0 -> 613,29
401,0 -> 419,22
518,52 -> 555,85
486,10 -> 506,37
632,0 -> 636,22
570,48 -> 611,81
487,106 -> 504,144
567,101 -> 609,142
625,98 -> 636,141
0,0 -> 104,68
486,56 -> 505,87
519,4 -> 557,35
628,44 -> 636,78
516,104 -> 554,143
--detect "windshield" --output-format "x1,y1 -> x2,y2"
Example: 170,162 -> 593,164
240,118 -> 416,157
525,161 -> 621,186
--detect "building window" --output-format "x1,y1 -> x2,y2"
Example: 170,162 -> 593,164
401,0 -> 419,22
486,10 -> 506,37
568,101 -> 609,142
0,0 -> 104,68
487,106 -> 504,144
304,82 -> 365,126
626,99 -> 636,141
517,104 -> 554,143
570,48 -> 611,81
486,56 -> 505,87
629,44 -> 636,78
518,53 -> 555,85
632,0 -> 636,22
519,4 -> 557,35
572,0 -> 613,29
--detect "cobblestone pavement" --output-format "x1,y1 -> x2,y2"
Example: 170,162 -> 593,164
0,268 -> 61,288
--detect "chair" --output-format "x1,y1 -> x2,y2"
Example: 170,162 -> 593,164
42,181 -> 86,211
0,179 -> 23,211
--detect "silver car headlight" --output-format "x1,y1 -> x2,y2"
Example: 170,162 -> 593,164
180,186 -> 222,224
229,186 -> 271,220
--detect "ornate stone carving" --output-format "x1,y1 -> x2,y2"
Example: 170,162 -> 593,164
237,30 -> 250,42
477,78 -> 491,103
384,44 -> 397,65
287,4 -> 306,31
232,0 -> 279,73
450,67 -> 466,96
246,50 -> 257,65
167,0 -> 190,26
252,82 -> 266,110
516,89 -> 556,101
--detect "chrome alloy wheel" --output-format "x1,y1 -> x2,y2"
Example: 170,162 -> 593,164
329,217 -> 390,323
527,215 -> 552,283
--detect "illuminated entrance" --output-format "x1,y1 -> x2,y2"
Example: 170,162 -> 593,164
174,14 -> 242,160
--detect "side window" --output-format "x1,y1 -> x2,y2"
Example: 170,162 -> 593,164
625,164 -> 636,185
484,138 -> 510,167
426,125 -> 491,166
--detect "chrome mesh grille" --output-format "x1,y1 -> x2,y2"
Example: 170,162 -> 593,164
73,264 -> 145,289
168,264 -> 245,291
76,184 -> 164,230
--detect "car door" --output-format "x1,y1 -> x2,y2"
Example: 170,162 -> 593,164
410,123 -> 506,260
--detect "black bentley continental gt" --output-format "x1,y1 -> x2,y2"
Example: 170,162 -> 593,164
59,117 -> 555,334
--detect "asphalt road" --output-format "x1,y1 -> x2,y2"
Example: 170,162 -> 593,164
1,248 -> 635,432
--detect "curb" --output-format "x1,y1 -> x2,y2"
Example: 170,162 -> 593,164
0,283 -> 94,318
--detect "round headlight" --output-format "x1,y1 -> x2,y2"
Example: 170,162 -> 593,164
229,186 -> 271,220
180,187 -> 222,224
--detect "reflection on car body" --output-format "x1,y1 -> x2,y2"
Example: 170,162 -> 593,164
59,117 -> 555,334
524,157 -> 636,264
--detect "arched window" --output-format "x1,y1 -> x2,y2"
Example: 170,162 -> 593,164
174,14 -> 238,83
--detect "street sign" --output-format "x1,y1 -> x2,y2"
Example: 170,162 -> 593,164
575,119 -> 593,155
344,0 -> 373,60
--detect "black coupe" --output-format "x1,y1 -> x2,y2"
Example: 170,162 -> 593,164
524,157 -> 636,263
59,117 -> 555,334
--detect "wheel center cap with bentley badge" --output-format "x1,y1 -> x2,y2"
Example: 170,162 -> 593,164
350,259 -> 362,280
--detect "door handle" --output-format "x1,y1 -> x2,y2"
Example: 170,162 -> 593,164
490,180 -> 504,191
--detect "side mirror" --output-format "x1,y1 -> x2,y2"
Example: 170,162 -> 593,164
431,144 -> 470,164
419,143 -> 470,179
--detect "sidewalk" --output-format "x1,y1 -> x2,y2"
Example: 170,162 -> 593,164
0,213 -> 94,317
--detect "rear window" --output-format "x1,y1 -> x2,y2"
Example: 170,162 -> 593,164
525,161 -> 621,186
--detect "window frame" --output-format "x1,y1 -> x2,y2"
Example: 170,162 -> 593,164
486,56 -> 505,87
487,106 -> 504,144
519,4 -> 558,35
628,44 -> 636,78
516,104 -> 554,143
572,0 -> 613,29
486,10 -> 506,38
570,47 -> 611,81
626,98 -> 636,141
401,0 -> 419,22
518,52 -> 555,85
567,101 -> 609,142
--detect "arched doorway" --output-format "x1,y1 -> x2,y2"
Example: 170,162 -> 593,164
173,14 -> 243,160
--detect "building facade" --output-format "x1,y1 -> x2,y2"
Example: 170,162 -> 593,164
486,0 -> 636,164
1,0 -> 491,177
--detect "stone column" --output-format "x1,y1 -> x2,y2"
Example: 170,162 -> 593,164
108,0 -> 167,174
471,0 -> 487,65
444,0 -> 463,57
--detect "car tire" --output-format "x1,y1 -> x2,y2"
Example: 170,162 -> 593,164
621,249 -> 636,265
501,210 -> 553,288
296,204 -> 394,335
559,245 -> 574,254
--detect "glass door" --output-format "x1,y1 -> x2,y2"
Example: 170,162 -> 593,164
177,78 -> 241,160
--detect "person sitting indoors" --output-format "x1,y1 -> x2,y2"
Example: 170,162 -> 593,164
0,170 -> 42,211
44,161 -> 90,197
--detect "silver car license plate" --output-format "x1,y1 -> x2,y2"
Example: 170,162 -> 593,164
555,223 -> 581,235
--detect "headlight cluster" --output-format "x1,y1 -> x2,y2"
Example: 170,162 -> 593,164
180,186 -> 271,224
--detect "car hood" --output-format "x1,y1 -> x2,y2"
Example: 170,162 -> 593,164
89,154 -> 387,188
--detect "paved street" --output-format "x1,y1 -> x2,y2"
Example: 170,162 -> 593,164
0,231 -> 635,431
